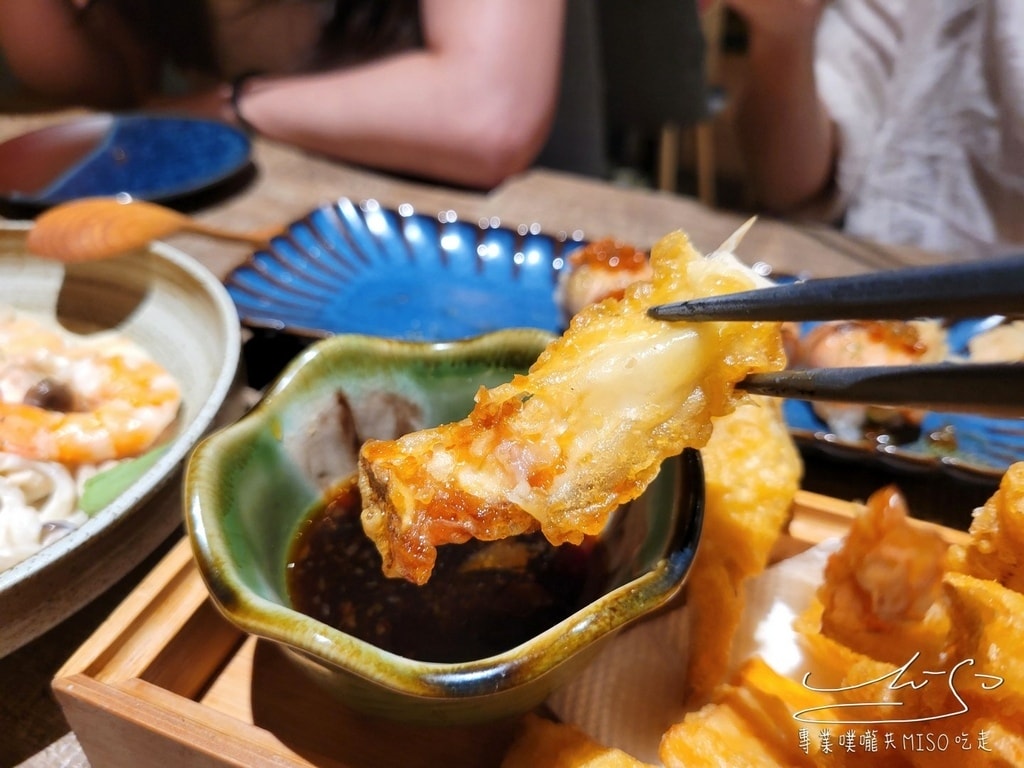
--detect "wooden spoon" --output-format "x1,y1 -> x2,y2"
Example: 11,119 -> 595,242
25,196 -> 284,262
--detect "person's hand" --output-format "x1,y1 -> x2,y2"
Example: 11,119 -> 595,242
144,84 -> 236,126
721,0 -> 827,44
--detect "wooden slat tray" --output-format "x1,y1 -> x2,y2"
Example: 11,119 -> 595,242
53,490 -> 967,768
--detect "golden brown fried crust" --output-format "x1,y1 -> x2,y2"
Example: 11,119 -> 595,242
668,466 -> 1024,764
359,446 -> 539,584
359,231 -> 786,584
815,485 -> 952,667
502,714 -> 656,768
661,659 -> 833,768
684,396 -> 802,704
946,462 -> 1024,592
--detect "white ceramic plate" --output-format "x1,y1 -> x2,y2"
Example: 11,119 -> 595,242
0,224 -> 241,656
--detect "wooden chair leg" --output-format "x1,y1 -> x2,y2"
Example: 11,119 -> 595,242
657,123 -> 680,193
695,120 -> 716,207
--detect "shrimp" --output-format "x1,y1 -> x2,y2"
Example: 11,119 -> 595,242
796,319 -> 947,370
816,485 -> 953,667
794,319 -> 948,438
556,238 -> 653,319
0,308 -> 182,464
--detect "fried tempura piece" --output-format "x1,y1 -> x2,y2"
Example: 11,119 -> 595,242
660,657 -> 839,767
943,571 -> 1024,724
821,573 -> 1024,763
683,395 -> 802,703
359,230 -> 785,583
947,462 -> 1024,592
501,714 -> 655,768
794,598 -> 879,689
815,485 -> 952,667
655,460 -> 1024,766
932,719 -> 1024,768
806,651 -> 1024,768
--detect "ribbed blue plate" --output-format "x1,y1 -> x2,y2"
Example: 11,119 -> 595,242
225,198 -> 586,341
0,114 -> 251,206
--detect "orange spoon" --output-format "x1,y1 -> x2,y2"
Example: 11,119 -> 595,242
26,196 -> 283,262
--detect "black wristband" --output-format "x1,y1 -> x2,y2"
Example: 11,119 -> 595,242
229,72 -> 260,134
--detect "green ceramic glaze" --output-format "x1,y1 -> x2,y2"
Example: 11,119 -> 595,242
185,329 -> 704,724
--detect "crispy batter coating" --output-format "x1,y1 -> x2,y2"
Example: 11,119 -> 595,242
663,465 -> 1024,766
359,230 -> 786,584
815,485 -> 952,667
947,462 -> 1024,592
660,657 -> 837,767
943,571 -> 1024,726
501,714 -> 655,768
683,395 -> 802,703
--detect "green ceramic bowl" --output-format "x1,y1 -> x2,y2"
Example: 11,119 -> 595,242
185,329 -> 704,725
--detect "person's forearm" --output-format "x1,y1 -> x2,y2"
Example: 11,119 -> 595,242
733,31 -> 836,212
143,0 -> 565,189
232,49 -> 556,189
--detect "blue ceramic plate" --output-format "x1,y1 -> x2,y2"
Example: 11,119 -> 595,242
0,114 -> 251,206
782,314 -> 1024,483
225,203 -> 1023,482
225,198 -> 586,341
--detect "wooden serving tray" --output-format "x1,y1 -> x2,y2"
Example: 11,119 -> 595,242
53,491 -> 967,768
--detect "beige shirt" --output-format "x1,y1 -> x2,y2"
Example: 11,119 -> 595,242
815,0 -> 1024,259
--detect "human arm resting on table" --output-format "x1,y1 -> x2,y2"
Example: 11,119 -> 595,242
178,0 -> 567,189
0,0 -> 568,190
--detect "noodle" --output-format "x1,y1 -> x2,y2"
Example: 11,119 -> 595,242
0,305 -> 180,570
0,451 -> 95,569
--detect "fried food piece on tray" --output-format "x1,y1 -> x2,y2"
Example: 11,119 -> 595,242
660,657 -> 838,767
683,394 -> 802,703
814,485 -> 952,667
358,230 -> 786,584
947,462 -> 1024,592
943,571 -> 1024,724
672,468 -> 1024,768
501,714 -> 655,768
826,573 -> 1024,762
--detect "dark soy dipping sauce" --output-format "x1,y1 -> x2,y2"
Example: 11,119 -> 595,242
286,480 -> 609,663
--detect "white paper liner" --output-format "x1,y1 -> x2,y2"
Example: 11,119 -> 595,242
547,538 -> 842,765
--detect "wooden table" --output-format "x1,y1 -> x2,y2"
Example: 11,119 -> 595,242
0,110 -> 998,768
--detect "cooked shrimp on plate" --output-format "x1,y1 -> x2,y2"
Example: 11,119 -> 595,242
0,306 -> 182,465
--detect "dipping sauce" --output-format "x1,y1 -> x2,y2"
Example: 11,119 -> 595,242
286,479 -> 609,663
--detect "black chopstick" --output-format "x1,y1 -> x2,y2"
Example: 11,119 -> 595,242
739,363 -> 1024,417
648,254 -> 1024,322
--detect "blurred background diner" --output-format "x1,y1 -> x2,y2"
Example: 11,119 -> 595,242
2,0 -> 1022,265
0,0 -> 717,192
721,0 -> 1024,261
4,3 -> 1024,767
0,0 -> 570,189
